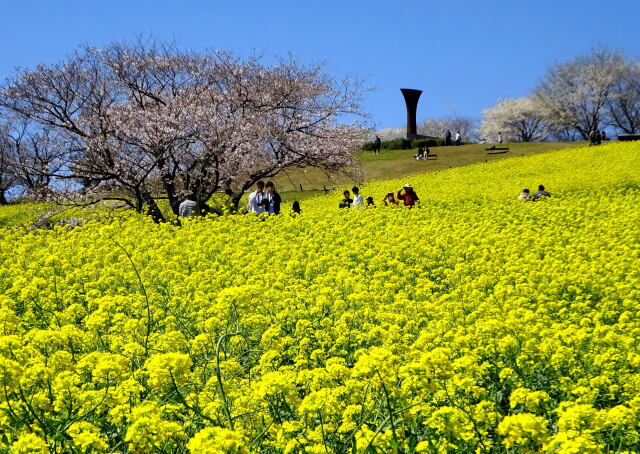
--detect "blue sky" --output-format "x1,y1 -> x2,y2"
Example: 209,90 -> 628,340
1,0 -> 639,129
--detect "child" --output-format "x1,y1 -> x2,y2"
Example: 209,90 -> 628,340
382,193 -> 398,206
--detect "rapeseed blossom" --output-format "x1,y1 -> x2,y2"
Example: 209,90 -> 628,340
0,142 -> 639,452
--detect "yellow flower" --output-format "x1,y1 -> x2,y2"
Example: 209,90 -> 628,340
11,433 -> 49,454
497,413 -> 549,449
186,427 -> 248,454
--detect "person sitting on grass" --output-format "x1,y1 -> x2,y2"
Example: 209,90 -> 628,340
339,190 -> 353,208
382,192 -> 398,206
414,147 -> 424,160
533,185 -> 551,200
518,188 -> 530,201
397,183 -> 420,208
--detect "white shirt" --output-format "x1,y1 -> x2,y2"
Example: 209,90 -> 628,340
455,132 -> 461,141
352,193 -> 364,208
247,190 -> 266,213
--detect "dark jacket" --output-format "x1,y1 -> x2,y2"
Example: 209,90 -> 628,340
271,191 -> 281,215
263,191 -> 281,214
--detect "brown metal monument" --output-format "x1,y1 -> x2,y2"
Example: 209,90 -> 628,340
400,88 -> 423,140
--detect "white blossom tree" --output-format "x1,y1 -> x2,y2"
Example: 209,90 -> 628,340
479,96 -> 552,143
534,48 -> 626,139
606,60 -> 640,134
418,115 -> 479,142
1,40 -> 369,220
376,127 -> 405,141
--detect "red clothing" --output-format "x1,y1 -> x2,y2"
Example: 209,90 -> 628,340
397,190 -> 419,207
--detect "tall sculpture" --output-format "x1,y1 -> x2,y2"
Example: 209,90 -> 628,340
400,88 -> 423,140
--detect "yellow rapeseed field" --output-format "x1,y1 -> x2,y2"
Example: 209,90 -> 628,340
1,142 -> 639,453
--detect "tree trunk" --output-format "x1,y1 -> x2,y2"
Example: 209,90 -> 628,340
141,191 -> 166,223
162,175 -> 180,216
230,192 -> 244,211
0,190 -> 8,205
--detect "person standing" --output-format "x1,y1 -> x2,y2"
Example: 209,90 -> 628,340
179,196 -> 199,218
445,129 -> 452,146
351,186 -> 364,208
264,181 -> 281,215
498,132 -> 503,144
339,190 -> 353,208
247,181 -> 267,213
589,129 -> 597,146
397,183 -> 420,208
454,130 -> 462,146
374,135 -> 381,154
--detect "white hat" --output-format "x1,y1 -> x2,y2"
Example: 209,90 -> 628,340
404,183 -> 412,188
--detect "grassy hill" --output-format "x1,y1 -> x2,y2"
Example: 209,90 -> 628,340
273,141 -> 585,200
1,142 -> 639,452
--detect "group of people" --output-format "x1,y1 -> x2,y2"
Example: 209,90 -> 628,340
246,180 -> 282,215
178,180 -> 302,219
518,185 -> 551,201
414,146 -> 433,160
179,180 -> 550,220
589,130 -> 607,146
246,180 -> 301,215
340,183 -> 421,208
445,129 -> 462,146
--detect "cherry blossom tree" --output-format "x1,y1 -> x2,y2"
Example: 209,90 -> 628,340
479,97 -> 552,143
1,40 -> 369,221
418,115 -> 479,142
606,60 -> 640,134
534,49 -> 626,140
1,118 -> 67,194
0,122 -> 15,205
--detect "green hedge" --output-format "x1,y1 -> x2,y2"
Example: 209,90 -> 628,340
362,137 -> 445,151
413,138 -> 446,148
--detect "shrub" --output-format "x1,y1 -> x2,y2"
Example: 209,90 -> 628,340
361,141 -> 376,151
381,137 -> 413,150
413,138 -> 446,148
361,137 -> 446,151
